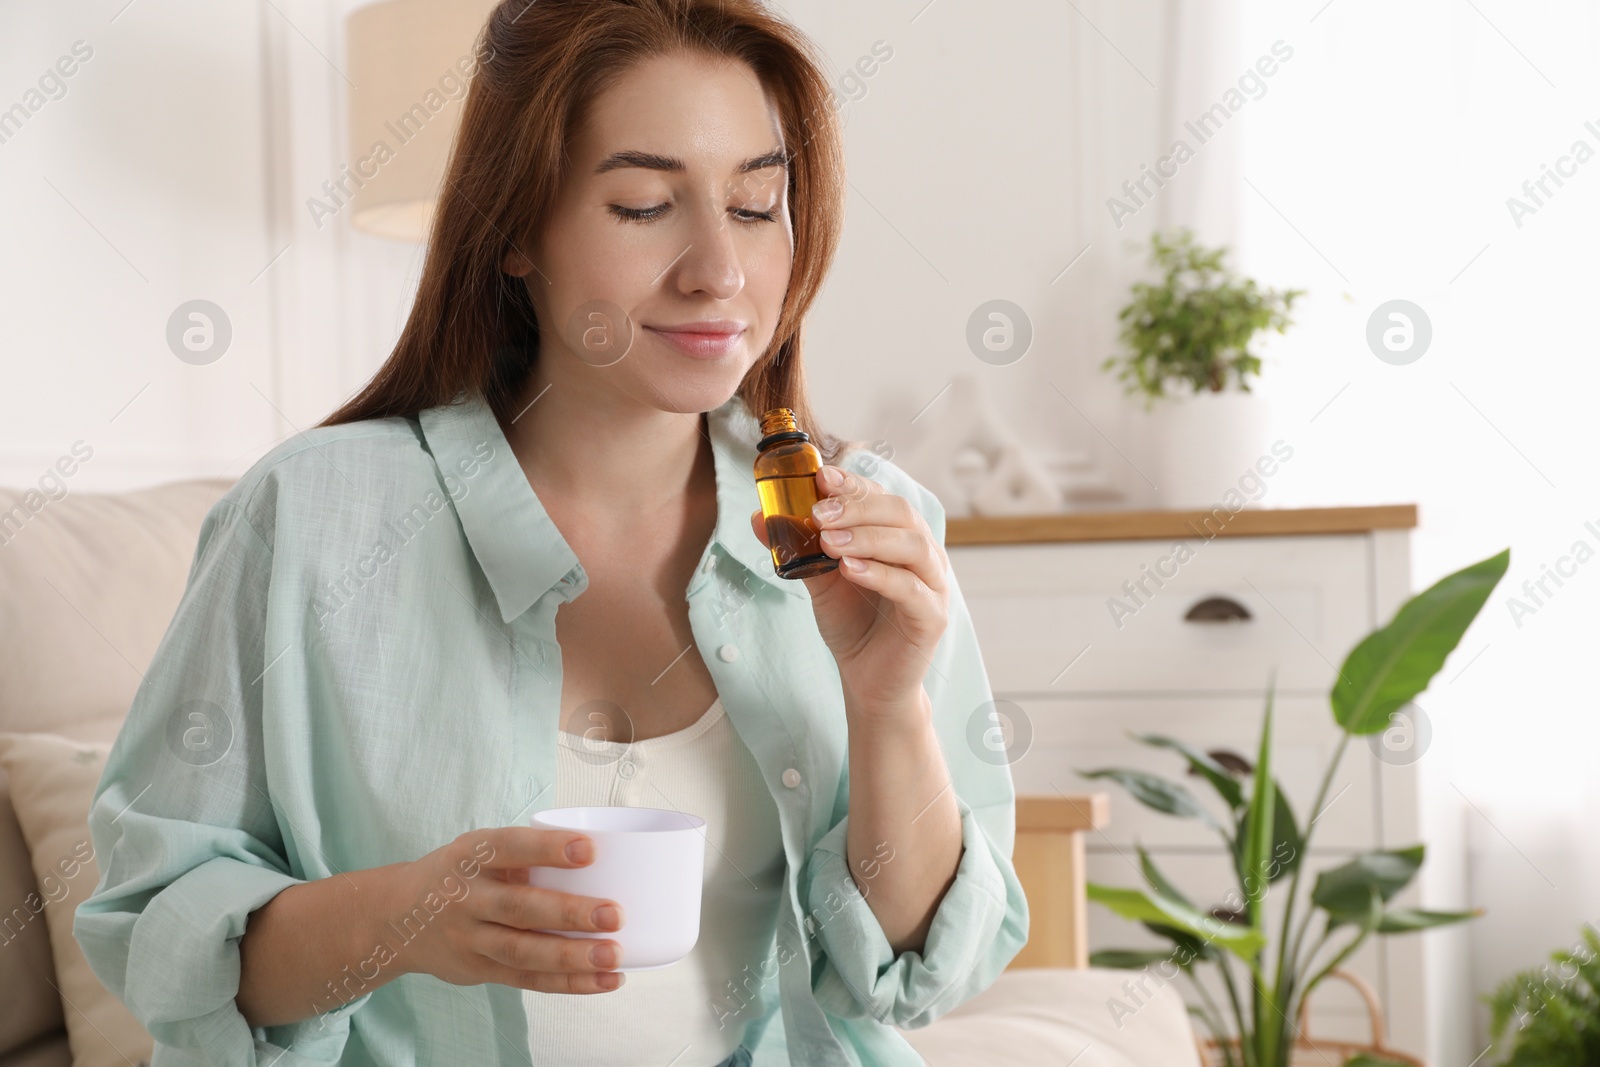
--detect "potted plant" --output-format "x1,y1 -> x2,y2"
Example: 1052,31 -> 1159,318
1102,228 -> 1304,509
1083,547 -> 1509,1067
1486,923 -> 1600,1065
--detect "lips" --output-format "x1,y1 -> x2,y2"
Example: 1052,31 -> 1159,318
643,322 -> 746,359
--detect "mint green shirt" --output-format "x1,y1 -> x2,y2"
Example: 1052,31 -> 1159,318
73,389 -> 1028,1066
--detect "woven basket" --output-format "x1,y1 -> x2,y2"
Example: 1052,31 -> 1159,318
1196,970 -> 1425,1067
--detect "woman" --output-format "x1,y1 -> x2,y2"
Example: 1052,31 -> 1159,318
73,1 -> 1027,1064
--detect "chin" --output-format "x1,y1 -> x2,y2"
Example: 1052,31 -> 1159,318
628,372 -> 745,416
622,351 -> 757,412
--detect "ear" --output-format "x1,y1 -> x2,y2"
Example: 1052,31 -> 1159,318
502,244 -> 533,277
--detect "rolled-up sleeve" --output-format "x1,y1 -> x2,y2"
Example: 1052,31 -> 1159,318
803,794 -> 1023,1028
72,496 -> 370,1065
798,458 -> 1030,1029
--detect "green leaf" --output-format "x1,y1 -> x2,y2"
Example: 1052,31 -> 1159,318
1313,846 -> 1425,925
1131,732 -> 1246,810
1089,949 -> 1176,969
1234,785 -> 1302,885
1301,885 -> 1386,1015
1331,549 -> 1509,735
1103,228 -> 1304,403
1077,768 -> 1226,834
1139,846 -> 1195,908
1486,923 -> 1600,1058
1376,907 -> 1483,934
1143,922 -> 1220,963
1087,882 -> 1266,961
1343,1054 -> 1419,1067
1240,687 -> 1276,912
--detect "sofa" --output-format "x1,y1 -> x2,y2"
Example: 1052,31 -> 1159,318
0,476 -> 1201,1067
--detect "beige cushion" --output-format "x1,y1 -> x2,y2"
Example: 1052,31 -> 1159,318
899,967 -> 1202,1066
0,712 -> 121,1056
0,478 -> 235,740
0,759 -> 65,1054
0,477 -> 231,1055
0,722 -> 139,1060
0,734 -> 154,1067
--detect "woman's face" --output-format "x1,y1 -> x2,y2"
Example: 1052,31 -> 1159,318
504,51 -> 795,416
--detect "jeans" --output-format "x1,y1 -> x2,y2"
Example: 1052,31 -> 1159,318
716,1049 -> 753,1067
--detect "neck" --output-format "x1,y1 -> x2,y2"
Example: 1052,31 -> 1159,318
500,363 -> 715,521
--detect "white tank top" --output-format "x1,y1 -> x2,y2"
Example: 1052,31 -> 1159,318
523,697 -> 786,1066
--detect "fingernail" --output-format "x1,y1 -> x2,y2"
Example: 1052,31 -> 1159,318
822,465 -> 844,487
592,905 -> 621,930
813,498 -> 842,521
841,556 -> 867,572
820,527 -> 852,545
597,972 -> 622,990
565,839 -> 592,864
590,943 -> 621,969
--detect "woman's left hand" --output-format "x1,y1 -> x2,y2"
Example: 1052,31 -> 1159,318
749,463 -> 949,719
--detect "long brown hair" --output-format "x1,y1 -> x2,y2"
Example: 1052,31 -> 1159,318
317,0 -> 849,462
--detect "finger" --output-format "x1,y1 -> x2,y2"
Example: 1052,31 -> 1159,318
481,881 -> 625,935
749,508 -> 769,548
463,826 -> 596,873
523,969 -> 626,994
814,464 -> 884,507
834,553 -> 945,632
483,959 -> 626,994
811,486 -> 927,542
475,923 -> 624,974
819,523 -> 948,594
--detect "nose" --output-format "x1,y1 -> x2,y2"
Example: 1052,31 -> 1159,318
667,195 -> 745,301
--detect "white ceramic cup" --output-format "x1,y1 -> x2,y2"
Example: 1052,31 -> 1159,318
526,805 -> 706,972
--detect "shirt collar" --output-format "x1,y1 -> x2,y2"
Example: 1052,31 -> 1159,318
417,389 -> 807,625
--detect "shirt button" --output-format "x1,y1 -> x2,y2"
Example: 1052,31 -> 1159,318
618,759 -> 637,779
782,768 -> 802,788
718,644 -> 740,662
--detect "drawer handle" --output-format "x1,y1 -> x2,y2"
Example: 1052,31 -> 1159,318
1184,596 -> 1252,623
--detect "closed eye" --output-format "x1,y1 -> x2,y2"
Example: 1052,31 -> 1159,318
608,203 -> 778,225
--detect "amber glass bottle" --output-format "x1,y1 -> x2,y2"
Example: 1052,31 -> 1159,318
754,407 -> 839,579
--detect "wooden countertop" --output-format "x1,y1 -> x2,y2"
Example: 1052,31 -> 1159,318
945,504 -> 1417,546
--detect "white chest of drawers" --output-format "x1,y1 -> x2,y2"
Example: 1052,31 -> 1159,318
947,505 -> 1468,1065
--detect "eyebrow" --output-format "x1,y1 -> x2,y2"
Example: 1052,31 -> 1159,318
593,147 -> 790,176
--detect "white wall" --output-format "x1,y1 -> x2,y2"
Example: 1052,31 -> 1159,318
0,0 -> 281,489
0,0 -> 436,491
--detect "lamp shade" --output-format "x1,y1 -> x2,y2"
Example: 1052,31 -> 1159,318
343,0 -> 496,241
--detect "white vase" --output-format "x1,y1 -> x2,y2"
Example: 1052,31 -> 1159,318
1151,390 -> 1269,510
969,444 -> 1065,516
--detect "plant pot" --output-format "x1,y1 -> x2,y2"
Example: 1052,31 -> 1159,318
1196,970 -> 1424,1067
1151,389 -> 1269,510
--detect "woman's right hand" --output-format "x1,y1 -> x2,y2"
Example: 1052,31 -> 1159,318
386,825 -> 627,994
